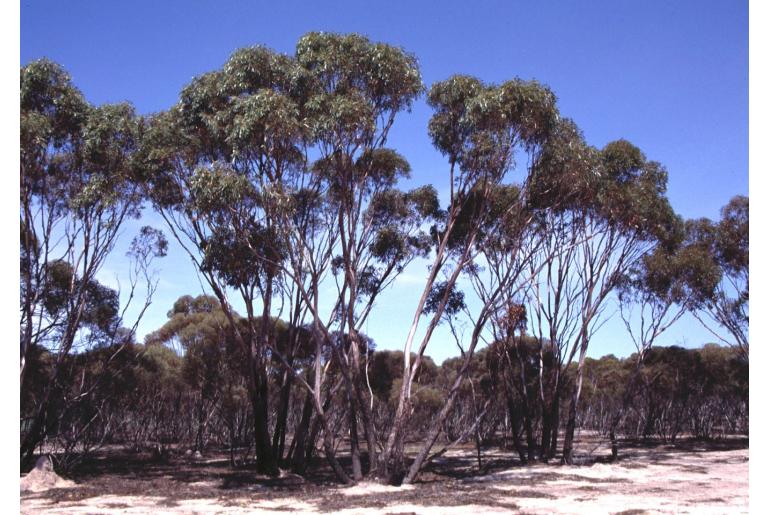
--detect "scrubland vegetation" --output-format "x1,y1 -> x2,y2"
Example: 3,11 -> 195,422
21,32 -> 747,511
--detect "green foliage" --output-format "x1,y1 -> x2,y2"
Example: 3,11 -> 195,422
368,350 -> 438,401
427,75 -> 485,160
594,141 -> 677,240
189,163 -> 254,212
715,195 -> 748,276
128,226 -> 169,262
295,32 -> 422,113
527,118 -> 597,211
619,233 -> 722,310
422,281 -> 466,318
681,196 -> 749,356
37,259 -> 120,337
578,344 -> 748,439
428,75 -> 557,178
20,59 -> 88,151
22,60 -> 143,214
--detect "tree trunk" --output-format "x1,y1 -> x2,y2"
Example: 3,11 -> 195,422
608,356 -> 646,462
474,428 -> 483,471
354,381 -> 378,475
377,398 -> 410,484
507,397 -> 527,464
562,339 -> 588,465
610,429 -> 618,461
562,390 -> 579,465
402,324 -> 487,484
20,304 -> 87,466
524,413 -> 535,462
250,359 -> 278,476
321,420 -> 354,485
540,371 -> 561,462
540,402 -> 552,462
349,397 -> 363,480
195,396 -> 205,451
549,398 -> 560,459
272,368 -> 293,461
290,391 -> 315,473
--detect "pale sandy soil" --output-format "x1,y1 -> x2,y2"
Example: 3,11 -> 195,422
21,437 -> 748,514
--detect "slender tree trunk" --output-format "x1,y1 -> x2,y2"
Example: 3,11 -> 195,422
290,391 -> 314,473
229,416 -> 236,467
379,205 -> 468,482
352,358 -> 378,473
378,398 -> 410,483
402,323 -> 487,484
298,371 -> 352,484
524,411 -> 535,462
251,275 -> 279,475
310,403 -> 353,484
549,398 -> 560,459
562,389 -> 579,465
196,396 -> 205,451
349,396 -> 363,480
352,377 -> 378,475
562,337 -> 589,465
474,428 -> 483,471
249,358 -> 278,475
321,419 -> 354,485
507,397 -> 527,464
272,369 -> 293,460
540,402 -> 552,462
541,367 -> 562,461
514,355 -> 536,462
305,414 -> 323,462
20,314 -> 84,465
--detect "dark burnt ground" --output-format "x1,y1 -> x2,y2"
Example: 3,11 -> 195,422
20,435 -> 749,513
20,446 -> 524,512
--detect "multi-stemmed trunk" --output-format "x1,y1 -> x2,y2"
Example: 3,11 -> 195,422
20,311 -> 86,466
272,365 -> 295,461
378,211 -> 475,484
506,396 -> 528,464
401,319 -> 489,485
289,389 -> 315,473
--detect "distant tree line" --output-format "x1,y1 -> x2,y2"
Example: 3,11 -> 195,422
20,32 -> 748,484
22,300 -> 747,473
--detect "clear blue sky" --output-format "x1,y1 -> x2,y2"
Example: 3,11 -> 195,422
21,0 -> 748,363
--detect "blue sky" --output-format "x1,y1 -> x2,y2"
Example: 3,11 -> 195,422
21,0 -> 748,363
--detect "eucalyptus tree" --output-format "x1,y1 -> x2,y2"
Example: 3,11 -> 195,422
485,163 -> 593,464
571,345 -> 747,441
687,196 -> 749,360
140,43 -> 310,474
141,33 -> 427,481
609,230 -> 720,458
252,33 -> 430,481
557,140 -> 679,464
284,32 -> 428,480
20,60 -> 161,462
463,117 -> 600,465
379,76 -> 559,484
486,333 -> 551,463
518,126 -> 679,463
403,183 -> 553,481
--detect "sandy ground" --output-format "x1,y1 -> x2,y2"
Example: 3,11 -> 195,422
21,437 -> 748,514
